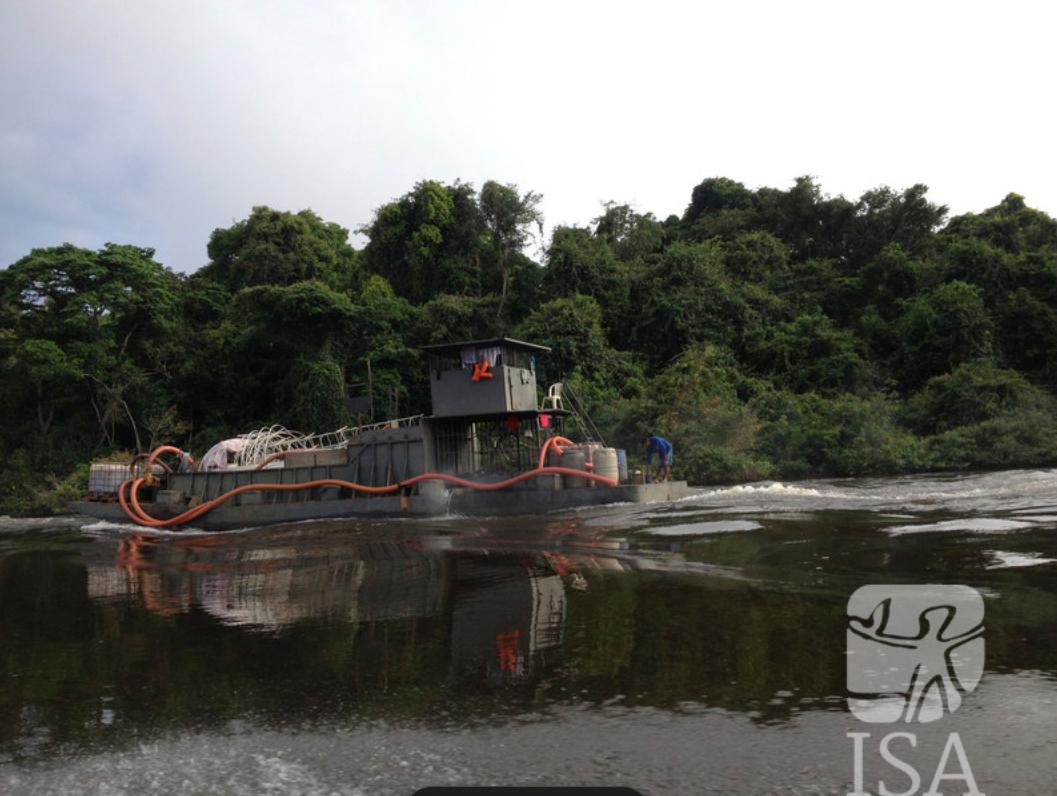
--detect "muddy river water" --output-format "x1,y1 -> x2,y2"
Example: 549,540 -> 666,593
2,469 -> 1056,794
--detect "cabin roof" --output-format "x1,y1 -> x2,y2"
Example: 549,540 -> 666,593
420,337 -> 551,354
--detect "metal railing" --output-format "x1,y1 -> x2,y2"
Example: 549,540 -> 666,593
231,415 -> 425,469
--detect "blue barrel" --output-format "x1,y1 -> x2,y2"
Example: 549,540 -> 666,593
616,449 -> 628,483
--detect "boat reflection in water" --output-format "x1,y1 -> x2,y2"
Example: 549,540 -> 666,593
96,531 -> 447,629
81,521 -> 679,690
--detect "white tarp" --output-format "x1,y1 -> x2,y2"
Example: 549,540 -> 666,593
199,438 -> 248,470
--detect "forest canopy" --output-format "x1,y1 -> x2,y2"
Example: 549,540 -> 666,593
3,177 -> 1057,512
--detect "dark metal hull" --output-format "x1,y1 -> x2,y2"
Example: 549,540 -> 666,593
70,480 -> 689,531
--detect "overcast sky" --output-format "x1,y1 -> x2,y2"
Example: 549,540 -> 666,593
2,0 -> 1055,273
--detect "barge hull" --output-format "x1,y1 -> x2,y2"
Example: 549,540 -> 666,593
69,481 -> 688,531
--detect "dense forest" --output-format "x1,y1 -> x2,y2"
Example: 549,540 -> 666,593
3,176 -> 1057,513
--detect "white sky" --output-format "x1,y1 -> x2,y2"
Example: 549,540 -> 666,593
2,0 -> 1055,272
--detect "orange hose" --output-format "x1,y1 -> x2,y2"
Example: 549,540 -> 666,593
145,445 -> 194,477
254,451 -> 289,470
117,461 -> 617,529
537,435 -> 573,469
117,478 -> 135,519
129,453 -> 172,478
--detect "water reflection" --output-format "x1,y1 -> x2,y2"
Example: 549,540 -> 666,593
93,532 -> 448,629
3,475 -> 1057,774
86,530 -> 574,691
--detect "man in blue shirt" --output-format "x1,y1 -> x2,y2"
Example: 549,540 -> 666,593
643,435 -> 674,482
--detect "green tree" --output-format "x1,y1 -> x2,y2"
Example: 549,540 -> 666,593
514,294 -> 613,387
362,181 -> 486,303
415,294 -> 503,345
683,177 -> 755,227
348,275 -> 420,418
8,338 -> 80,437
203,206 -> 362,294
0,243 -> 179,451
640,344 -> 772,483
723,231 -> 790,284
217,280 -> 358,427
745,313 -> 874,395
905,360 -> 1053,434
515,294 -> 647,443
753,176 -> 855,261
859,243 -> 920,320
846,184 -> 947,268
894,281 -> 993,387
479,180 -> 543,318
755,391 -> 923,477
632,240 -> 745,363
937,237 -> 1012,302
541,226 -> 630,336
945,193 -> 1057,254
280,352 -> 348,432
994,288 -> 1057,386
593,202 -> 667,262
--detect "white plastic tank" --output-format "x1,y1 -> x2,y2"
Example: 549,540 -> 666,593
593,447 -> 619,484
88,463 -> 128,495
580,442 -> 602,488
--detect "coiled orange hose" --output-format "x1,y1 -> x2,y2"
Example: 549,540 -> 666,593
117,439 -> 617,529
537,435 -> 573,469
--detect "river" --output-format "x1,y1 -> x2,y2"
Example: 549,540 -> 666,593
1,469 -> 1056,795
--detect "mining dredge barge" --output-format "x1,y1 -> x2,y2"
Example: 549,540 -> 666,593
71,338 -> 687,531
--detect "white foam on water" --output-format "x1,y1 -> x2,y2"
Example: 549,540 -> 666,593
642,520 -> 762,536
80,520 -> 146,532
698,482 -> 849,500
79,520 -> 210,536
884,518 -> 1036,536
986,551 -> 1057,570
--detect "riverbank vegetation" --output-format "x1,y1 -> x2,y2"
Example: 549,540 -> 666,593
4,177 -> 1057,512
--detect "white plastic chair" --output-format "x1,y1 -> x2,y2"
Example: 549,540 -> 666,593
542,383 -> 564,411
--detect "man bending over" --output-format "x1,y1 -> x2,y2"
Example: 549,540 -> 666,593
643,435 -> 674,482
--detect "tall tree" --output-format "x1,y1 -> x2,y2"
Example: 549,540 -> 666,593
479,180 -> 543,319
203,206 -> 362,294
361,180 -> 485,303
593,202 -> 667,262
0,243 -> 179,451
944,193 -> 1057,254
541,226 -> 630,337
846,184 -> 947,268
